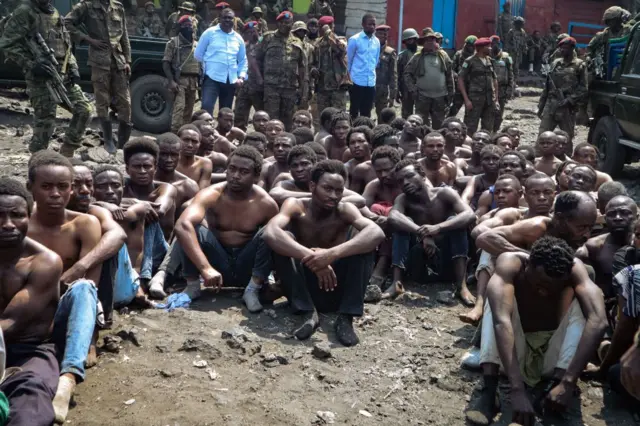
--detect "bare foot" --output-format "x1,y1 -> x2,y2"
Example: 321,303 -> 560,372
381,281 -> 404,300
134,285 -> 155,308
459,305 -> 483,326
456,286 -> 476,307
85,344 -> 98,369
369,275 -> 385,288
52,374 -> 76,424
148,271 -> 167,299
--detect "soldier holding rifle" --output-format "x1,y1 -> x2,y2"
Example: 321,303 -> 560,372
0,0 -> 92,157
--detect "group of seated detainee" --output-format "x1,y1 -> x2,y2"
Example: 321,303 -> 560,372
1,105 -> 639,425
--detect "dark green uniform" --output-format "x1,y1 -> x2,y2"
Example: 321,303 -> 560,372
449,47 -> 474,117
459,55 -> 497,133
397,48 -> 416,118
164,35 -> 199,133
234,40 -> 264,130
312,33 -> 349,126
505,27 -> 527,80
492,50 -> 514,131
374,44 -> 398,117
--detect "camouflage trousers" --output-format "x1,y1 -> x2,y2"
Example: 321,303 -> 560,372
26,77 -> 92,153
374,85 -> 391,118
400,91 -> 414,118
234,84 -> 264,131
511,51 -> 523,80
316,89 -> 347,119
538,103 -> 576,151
464,95 -> 496,134
448,92 -> 464,118
91,64 -> 131,122
264,85 -> 297,131
415,93 -> 447,130
494,87 -> 510,131
171,75 -> 198,133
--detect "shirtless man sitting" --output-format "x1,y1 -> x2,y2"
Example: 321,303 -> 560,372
441,117 -> 467,148
0,178 -> 62,426
176,124 -> 213,190
554,129 -> 571,161
154,133 -> 200,212
475,150 -> 528,217
461,145 -> 504,211
292,127 -> 315,145
192,120 -> 228,172
442,126 -> 471,161
314,107 -> 339,144
572,142 -> 612,189
191,109 -> 214,124
217,107 -> 245,143
265,119 -> 285,158
534,131 -> 562,177
263,160 -> 385,346
344,126 -> 373,189
292,110 -> 313,130
493,132 -> 514,151
567,163 -> 597,196
398,114 -> 424,156
260,132 -> 295,191
68,161 -> 127,328
175,146 -> 279,312
461,173 -> 556,325
269,145 -> 365,207
455,130 -> 490,183
26,152 -> 103,423
305,141 -> 328,161
371,124 -> 402,152
251,110 -> 270,135
501,125 -> 522,148
324,111 -> 351,161
243,132 -> 268,157
418,132 -> 459,187
465,236 -> 606,425
389,159 -> 476,305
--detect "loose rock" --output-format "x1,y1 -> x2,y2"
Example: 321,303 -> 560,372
316,410 -> 336,424
436,291 -> 455,305
364,285 -> 382,303
312,343 -> 332,359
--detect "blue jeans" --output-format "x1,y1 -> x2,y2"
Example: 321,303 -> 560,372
201,76 -> 236,114
140,221 -> 168,280
52,280 -> 97,382
181,225 -> 272,286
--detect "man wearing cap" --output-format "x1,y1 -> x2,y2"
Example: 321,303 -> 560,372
251,6 -> 268,35
374,25 -> 398,118
347,13 -> 380,118
195,7 -> 247,112
312,16 -> 350,121
234,21 -> 264,130
491,35 -> 514,131
458,37 -> 499,133
404,29 -> 453,130
543,22 -> 562,64
505,16 -> 527,80
496,1 -> 512,40
307,0 -> 333,19
587,6 -> 631,80
211,3 -> 244,32
256,11 -> 308,130
449,35 -> 477,117
166,2 -> 201,38
66,0 -> 132,153
538,37 -> 587,143
293,21 -> 315,109
397,28 -> 419,118
137,2 -> 163,38
164,16 -> 200,133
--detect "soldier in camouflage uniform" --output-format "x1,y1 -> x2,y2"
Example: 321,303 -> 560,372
491,35 -> 514,131
404,29 -> 453,129
250,6 -> 268,35
505,16 -> 527,81
448,35 -> 476,117
163,16 -> 200,133
538,36 -> 587,148
587,6 -> 631,80
542,21 -> 561,64
496,1 -> 511,40
0,0 -> 92,156
256,11 -> 307,131
307,0 -> 333,19
166,2 -> 202,39
137,2 -> 163,38
234,21 -> 264,130
210,2 -> 243,32
396,28 -> 419,118
458,37 -> 499,133
66,0 -> 132,153
292,20 -> 315,110
374,25 -> 397,118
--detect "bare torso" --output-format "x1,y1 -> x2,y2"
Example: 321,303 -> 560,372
289,199 -> 352,248
534,156 -> 562,177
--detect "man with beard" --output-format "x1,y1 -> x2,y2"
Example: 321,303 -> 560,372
0,177 -> 62,425
534,131 -> 562,177
461,173 -> 556,325
461,144 -> 503,211
176,124 -> 213,190
398,114 -> 424,157
490,35 -> 514,131
572,143 -> 613,189
154,133 -> 200,212
175,146 -> 279,312
264,160 -> 385,345
260,132 -> 296,191
270,145 -> 364,207
455,130 -> 491,187
577,196 -> 637,298
449,36 -> 477,118
67,160 -> 127,329
26,152 -> 103,423
324,111 -> 351,161
418,132 -> 458,187
306,18 -> 320,42
234,22 -> 264,131
217,107 -> 246,143
396,29 -> 420,118
192,120 -> 228,174
567,164 -> 597,194
465,236 -> 606,426
344,126 -> 373,186
442,126 -> 472,162
373,24 -> 398,118
389,159 -> 476,304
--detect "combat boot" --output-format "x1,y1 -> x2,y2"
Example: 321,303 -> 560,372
101,118 -> 116,154
117,121 -> 133,149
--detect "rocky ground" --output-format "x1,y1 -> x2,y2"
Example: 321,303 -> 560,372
0,87 -> 639,425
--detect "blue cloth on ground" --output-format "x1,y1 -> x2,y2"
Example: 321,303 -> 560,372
155,293 -> 192,311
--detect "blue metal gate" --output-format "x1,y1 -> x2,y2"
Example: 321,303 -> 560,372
499,0 -> 525,19
432,0 -> 458,49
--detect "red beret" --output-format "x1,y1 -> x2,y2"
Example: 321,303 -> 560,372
558,36 -> 577,47
474,37 -> 492,47
276,11 -> 292,21
178,15 -> 192,24
215,2 -> 229,8
318,16 -> 334,26
490,35 -> 500,42
243,20 -> 258,30
376,24 -> 391,31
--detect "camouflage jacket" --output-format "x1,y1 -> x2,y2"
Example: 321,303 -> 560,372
587,25 -> 631,66
245,40 -> 262,91
497,12 -> 512,39
166,12 -> 202,38
375,44 -> 397,98
397,48 -> 416,94
459,54 -> 497,99
65,0 -> 131,71
403,49 -> 453,97
313,32 -> 349,91
539,56 -> 587,109
136,13 -> 163,38
256,30 -> 307,92
307,0 -> 333,18
505,28 -> 527,56
452,48 -> 473,75
492,50 -> 514,93
542,31 -> 560,60
0,1 -> 78,77
210,16 -> 244,32
163,35 -> 200,77
257,18 -> 268,35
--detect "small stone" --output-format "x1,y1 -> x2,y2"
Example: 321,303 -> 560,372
292,351 -> 304,360
263,309 -> 277,319
359,409 -> 372,417
193,360 -> 208,368
205,367 -> 218,380
102,335 -> 121,353
15,128 -> 23,137
436,291 -> 455,305
124,399 -> 136,405
316,411 -> 336,424
261,353 -> 289,367
179,338 -> 222,360
364,284 -> 382,303
422,323 -> 434,330
158,369 -> 174,378
155,344 -> 169,353
312,343 -> 332,359
586,387 -> 603,400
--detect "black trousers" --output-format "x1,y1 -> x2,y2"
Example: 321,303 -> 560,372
274,252 -> 374,316
349,84 -> 376,119
98,254 -> 118,328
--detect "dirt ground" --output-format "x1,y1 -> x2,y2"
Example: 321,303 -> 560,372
0,87 -> 639,426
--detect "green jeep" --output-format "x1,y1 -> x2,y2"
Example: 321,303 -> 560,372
0,0 -> 175,134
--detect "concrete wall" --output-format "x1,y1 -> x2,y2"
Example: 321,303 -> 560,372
343,0 -> 387,37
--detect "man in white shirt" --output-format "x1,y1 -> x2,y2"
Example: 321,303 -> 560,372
347,13 -> 380,119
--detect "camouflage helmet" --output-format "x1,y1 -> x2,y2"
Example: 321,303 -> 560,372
556,32 -> 569,43
179,1 -> 196,12
402,28 -> 419,41
513,16 -> 525,23
292,21 -> 308,33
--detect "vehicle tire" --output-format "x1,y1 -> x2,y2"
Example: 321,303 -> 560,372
130,74 -> 172,134
591,115 -> 625,177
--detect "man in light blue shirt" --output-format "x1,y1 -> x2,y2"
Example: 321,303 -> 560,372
194,8 -> 248,113
347,13 -> 380,118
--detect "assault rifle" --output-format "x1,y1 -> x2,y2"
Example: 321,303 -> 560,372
26,32 -> 73,110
